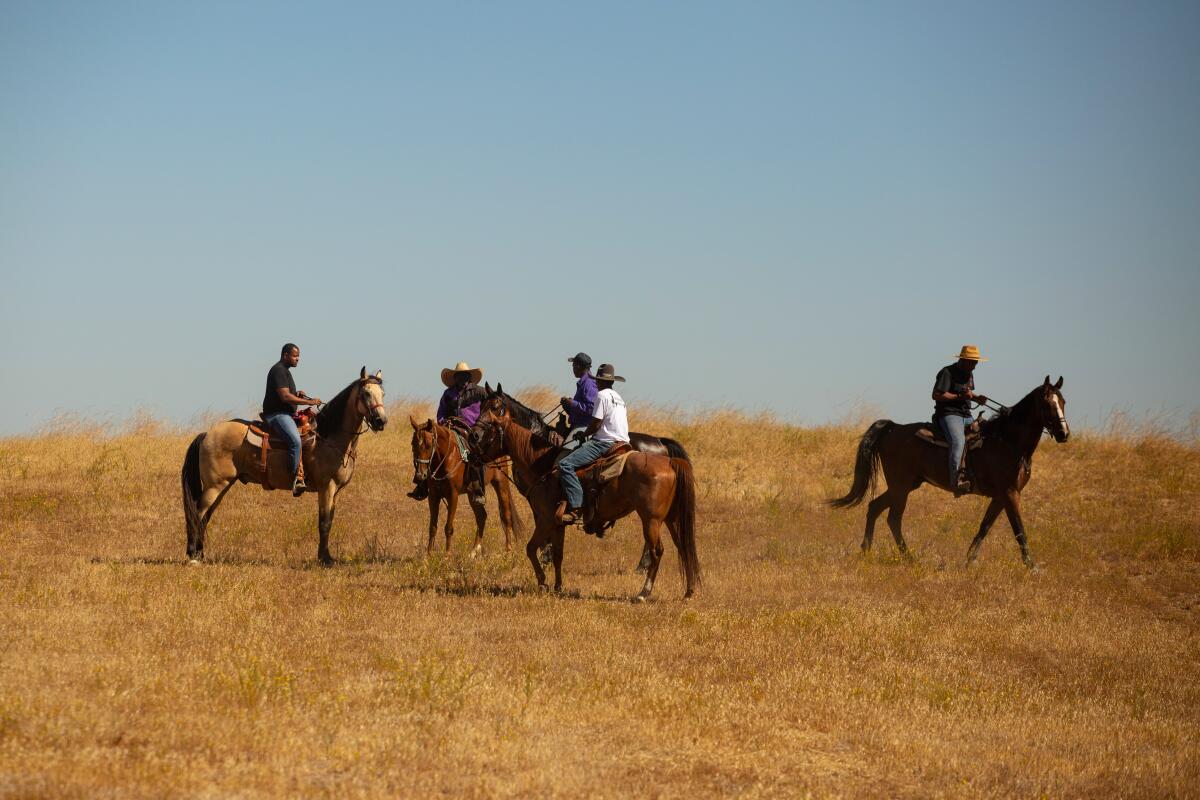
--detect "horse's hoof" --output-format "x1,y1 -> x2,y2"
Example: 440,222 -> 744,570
538,584 -> 550,593
633,594 -> 648,604
187,558 -> 202,566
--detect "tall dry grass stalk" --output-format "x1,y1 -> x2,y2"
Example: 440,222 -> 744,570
1,389 -> 1197,797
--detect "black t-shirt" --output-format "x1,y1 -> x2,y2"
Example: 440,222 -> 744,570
933,363 -> 974,418
263,361 -> 297,416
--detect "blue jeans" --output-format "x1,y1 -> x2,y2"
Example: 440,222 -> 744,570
936,414 -> 970,486
264,412 -> 302,476
558,438 -> 615,510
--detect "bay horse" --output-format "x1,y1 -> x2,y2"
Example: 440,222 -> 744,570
467,403 -> 701,601
408,415 -> 520,556
481,383 -> 690,572
828,376 -> 1070,566
181,367 -> 388,565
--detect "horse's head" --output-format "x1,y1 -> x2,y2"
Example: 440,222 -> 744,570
358,367 -> 388,431
481,381 -> 508,419
409,414 -> 435,481
468,406 -> 507,462
1036,375 -> 1069,443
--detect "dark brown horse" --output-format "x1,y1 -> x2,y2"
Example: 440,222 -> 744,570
829,377 -> 1070,566
181,368 -> 388,564
481,383 -> 690,572
467,404 -> 701,601
409,415 -> 520,556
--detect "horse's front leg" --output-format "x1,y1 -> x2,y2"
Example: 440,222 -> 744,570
549,525 -> 566,593
425,493 -> 441,555
525,517 -> 553,590
1002,490 -> 1034,567
467,491 -> 487,559
492,472 -> 515,552
316,482 -> 337,566
443,487 -> 458,553
966,497 -> 1005,564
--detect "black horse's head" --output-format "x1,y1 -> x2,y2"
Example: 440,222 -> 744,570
1036,376 -> 1069,443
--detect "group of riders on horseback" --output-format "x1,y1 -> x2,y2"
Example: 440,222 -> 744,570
181,340 -> 1069,599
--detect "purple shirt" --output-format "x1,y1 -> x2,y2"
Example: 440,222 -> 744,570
565,371 -> 598,429
437,385 -> 482,427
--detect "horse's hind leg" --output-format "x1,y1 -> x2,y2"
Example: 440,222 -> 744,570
190,481 -> 234,561
966,497 -> 1004,564
862,492 -> 890,552
885,490 -> 913,557
443,490 -> 458,553
467,493 -> 487,558
549,525 -> 566,593
635,514 -> 666,603
634,544 -> 653,575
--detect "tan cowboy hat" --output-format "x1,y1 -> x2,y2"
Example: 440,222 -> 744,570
440,361 -> 483,387
954,345 -> 988,362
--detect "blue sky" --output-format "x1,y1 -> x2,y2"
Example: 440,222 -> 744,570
2,1 -> 1198,435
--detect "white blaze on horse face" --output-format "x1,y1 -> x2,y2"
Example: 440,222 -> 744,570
1049,392 -> 1068,435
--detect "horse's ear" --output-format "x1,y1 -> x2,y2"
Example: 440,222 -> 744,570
423,418 -> 434,431
409,414 -> 421,430
1055,376 -> 1063,389
360,366 -> 368,380
374,369 -> 382,380
1044,375 -> 1051,387
484,381 -> 492,394
496,382 -> 503,394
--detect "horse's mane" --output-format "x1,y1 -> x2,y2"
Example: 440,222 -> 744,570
979,387 -> 1038,438
316,379 -> 378,437
496,415 -> 561,475
496,390 -> 552,435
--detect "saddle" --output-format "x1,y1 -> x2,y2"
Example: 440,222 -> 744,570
915,418 -> 983,450
568,442 -> 634,536
240,410 -> 318,490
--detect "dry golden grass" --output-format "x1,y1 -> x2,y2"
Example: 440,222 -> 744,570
1,387 -> 1198,798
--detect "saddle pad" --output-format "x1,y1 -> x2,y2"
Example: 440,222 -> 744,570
452,430 -> 470,462
914,427 -> 983,450
597,451 -> 631,482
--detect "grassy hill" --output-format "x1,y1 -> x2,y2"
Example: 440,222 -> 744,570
1,389 -> 1197,797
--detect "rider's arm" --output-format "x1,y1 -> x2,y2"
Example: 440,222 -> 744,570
277,387 -> 320,406
583,418 -> 602,437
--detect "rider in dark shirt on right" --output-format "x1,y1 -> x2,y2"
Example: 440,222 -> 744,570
932,345 -> 989,496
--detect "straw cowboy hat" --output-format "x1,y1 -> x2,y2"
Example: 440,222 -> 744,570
440,361 -> 483,387
954,345 -> 988,362
594,363 -> 625,383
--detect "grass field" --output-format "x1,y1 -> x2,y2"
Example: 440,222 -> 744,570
1,389 -> 1197,798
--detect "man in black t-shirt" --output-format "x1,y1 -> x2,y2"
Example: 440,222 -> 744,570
263,343 -> 322,496
931,345 -> 989,495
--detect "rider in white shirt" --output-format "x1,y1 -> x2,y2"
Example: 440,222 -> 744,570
556,363 -> 630,525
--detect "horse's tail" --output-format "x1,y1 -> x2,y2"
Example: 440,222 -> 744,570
827,420 -> 893,509
660,437 -> 691,463
181,433 -> 206,558
668,458 -> 701,593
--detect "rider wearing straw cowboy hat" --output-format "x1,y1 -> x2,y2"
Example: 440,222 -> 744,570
932,345 -> 990,496
556,363 -> 630,527
407,361 -> 488,501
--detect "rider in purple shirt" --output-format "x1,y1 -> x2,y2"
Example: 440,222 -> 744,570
409,362 -> 487,502
560,352 -> 598,437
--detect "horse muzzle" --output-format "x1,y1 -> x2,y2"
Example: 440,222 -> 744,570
369,414 -> 387,432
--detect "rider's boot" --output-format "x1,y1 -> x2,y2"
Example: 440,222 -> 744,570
953,468 -> 972,497
555,500 -> 578,526
467,463 -> 486,501
292,474 -> 307,497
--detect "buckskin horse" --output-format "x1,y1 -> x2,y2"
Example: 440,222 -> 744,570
181,368 -> 388,564
409,415 -> 520,556
829,376 -> 1069,566
481,383 -> 690,572
468,403 -> 701,601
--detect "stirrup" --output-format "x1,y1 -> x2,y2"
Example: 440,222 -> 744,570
292,476 -> 307,497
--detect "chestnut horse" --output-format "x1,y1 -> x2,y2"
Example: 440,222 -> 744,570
829,376 -> 1070,566
181,367 -> 388,564
481,383 -> 689,572
468,404 -> 701,601
409,415 -> 520,556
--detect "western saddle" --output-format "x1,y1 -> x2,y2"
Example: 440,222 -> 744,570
242,409 -> 318,490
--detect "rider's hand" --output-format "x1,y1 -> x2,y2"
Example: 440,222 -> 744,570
310,397 -> 323,406
963,389 -> 976,400
974,394 -> 988,405
559,397 -> 571,409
